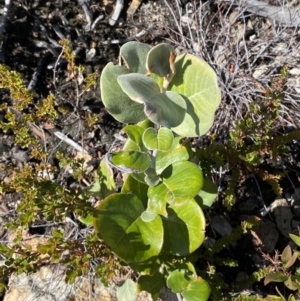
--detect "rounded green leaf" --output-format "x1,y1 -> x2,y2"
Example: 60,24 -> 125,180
120,41 -> 151,74
122,125 -> 146,151
117,74 -> 186,128
143,128 -> 158,150
167,270 -> 194,293
155,137 -> 192,174
108,150 -> 150,173
123,120 -> 154,152
146,43 -> 175,76
142,128 -> 173,152
157,128 -> 173,151
148,182 -> 171,217
181,278 -> 211,301
94,193 -> 163,263
148,161 -> 203,216
116,279 -> 137,301
100,63 -> 146,123
162,200 -> 206,255
170,54 -> 221,137
161,161 -> 203,205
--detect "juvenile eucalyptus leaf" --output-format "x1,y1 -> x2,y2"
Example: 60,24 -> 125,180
120,41 -> 151,74
100,63 -> 146,123
148,182 -> 171,217
167,269 -> 194,293
264,272 -> 289,285
116,279 -> 137,301
123,120 -> 154,152
94,193 -> 163,263
117,74 -> 186,128
129,257 -> 161,276
157,128 -> 173,151
108,150 -> 150,173
146,43 -> 175,76
78,214 -> 93,226
170,54 -> 221,137
181,277 -> 211,301
89,159 -> 116,197
162,200 -> 206,255
143,127 -> 174,152
155,137 -> 192,174
148,161 -> 203,216
161,161 -> 203,205
143,128 -> 158,150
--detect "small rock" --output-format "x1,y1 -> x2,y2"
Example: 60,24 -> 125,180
211,215 -> 232,236
289,68 -> 300,76
11,147 -> 28,162
4,265 -> 117,301
270,198 -> 292,238
253,65 -> 268,79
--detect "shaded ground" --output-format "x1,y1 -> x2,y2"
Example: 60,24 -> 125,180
1,0 -> 300,300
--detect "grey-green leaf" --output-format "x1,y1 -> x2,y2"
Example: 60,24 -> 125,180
170,54 -> 221,137
117,74 -> 186,128
108,151 -> 151,173
120,41 -> 151,74
100,63 -> 146,123
117,279 -> 137,301
146,43 -> 175,76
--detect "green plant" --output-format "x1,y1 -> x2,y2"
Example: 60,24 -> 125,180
257,233 -> 300,301
92,41 -> 221,300
196,66 -> 298,210
0,41 -> 221,300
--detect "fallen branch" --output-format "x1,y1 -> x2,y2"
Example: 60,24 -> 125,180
227,0 -> 300,26
0,0 -> 11,37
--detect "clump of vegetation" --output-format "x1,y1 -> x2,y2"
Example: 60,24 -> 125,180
2,39 -> 300,301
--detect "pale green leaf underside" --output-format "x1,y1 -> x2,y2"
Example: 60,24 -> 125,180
116,279 -> 137,301
170,54 -> 221,137
100,63 -> 146,123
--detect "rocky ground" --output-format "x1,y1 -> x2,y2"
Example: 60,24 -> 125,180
1,0 -> 300,300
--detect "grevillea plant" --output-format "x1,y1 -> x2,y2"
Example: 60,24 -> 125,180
93,41 -> 221,300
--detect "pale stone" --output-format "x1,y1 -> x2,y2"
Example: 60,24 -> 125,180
270,198 -> 292,237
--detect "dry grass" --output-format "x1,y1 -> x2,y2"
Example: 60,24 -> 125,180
163,0 -> 300,140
